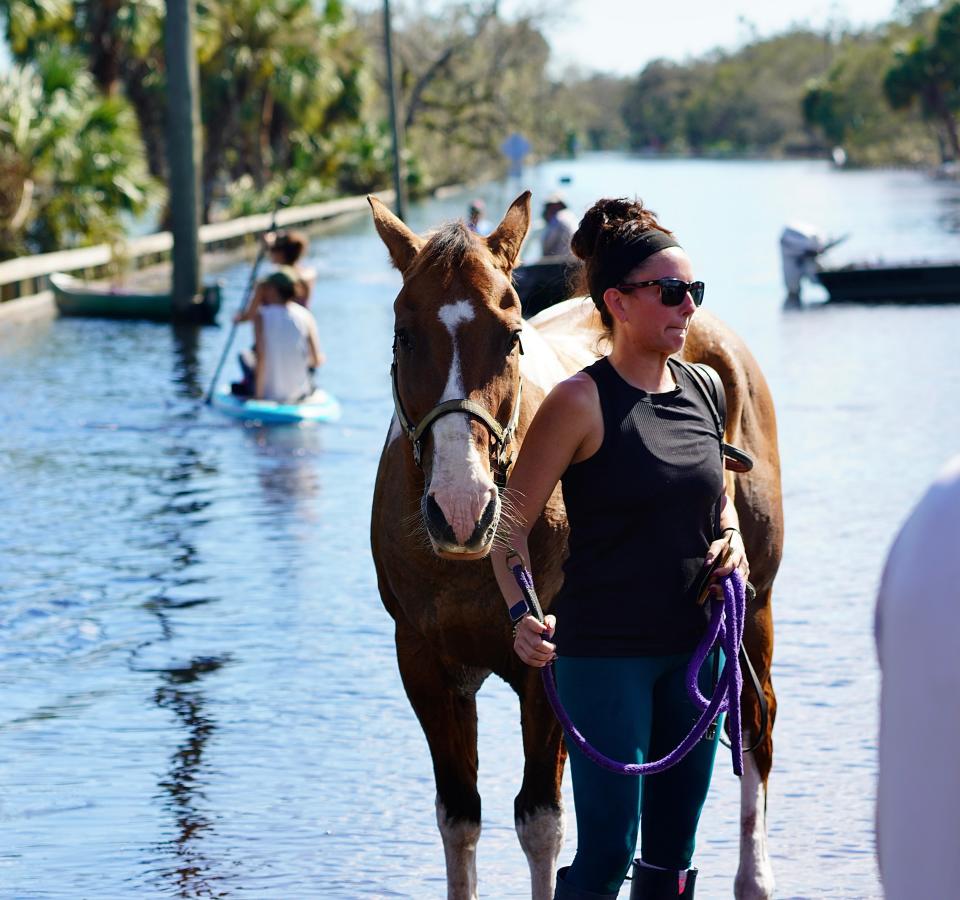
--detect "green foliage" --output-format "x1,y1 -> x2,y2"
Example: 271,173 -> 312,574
883,2 -> 960,160
621,61 -> 696,152
362,3 -> 576,192
197,0 -> 382,212
618,5 -> 960,167
800,30 -> 931,165
0,0 -> 386,230
553,74 -> 629,152
0,50 -> 159,257
623,31 -> 837,156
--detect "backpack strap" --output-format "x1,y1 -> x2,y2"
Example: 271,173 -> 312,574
674,358 -> 754,473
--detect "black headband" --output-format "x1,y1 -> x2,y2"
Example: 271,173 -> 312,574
590,228 -> 680,308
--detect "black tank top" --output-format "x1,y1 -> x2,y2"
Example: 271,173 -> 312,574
553,356 -> 725,656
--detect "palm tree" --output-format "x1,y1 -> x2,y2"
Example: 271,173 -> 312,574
0,51 -> 158,257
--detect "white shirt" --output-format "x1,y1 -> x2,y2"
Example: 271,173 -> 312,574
875,455 -> 960,898
259,302 -> 315,403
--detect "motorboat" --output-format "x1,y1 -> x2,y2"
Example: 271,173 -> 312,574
780,225 -> 960,304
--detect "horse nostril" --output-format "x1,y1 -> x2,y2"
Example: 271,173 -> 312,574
468,491 -> 500,545
424,494 -> 457,545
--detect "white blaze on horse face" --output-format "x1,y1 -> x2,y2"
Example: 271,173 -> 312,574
429,300 -> 497,547
734,743 -> 776,900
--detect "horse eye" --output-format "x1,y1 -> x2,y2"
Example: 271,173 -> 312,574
394,329 -> 412,351
510,331 -> 524,355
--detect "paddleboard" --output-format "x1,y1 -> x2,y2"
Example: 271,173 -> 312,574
211,388 -> 342,424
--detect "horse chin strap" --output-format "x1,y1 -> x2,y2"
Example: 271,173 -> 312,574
390,357 -> 522,489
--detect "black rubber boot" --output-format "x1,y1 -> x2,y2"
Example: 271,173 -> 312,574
628,859 -> 697,899
553,866 -> 619,900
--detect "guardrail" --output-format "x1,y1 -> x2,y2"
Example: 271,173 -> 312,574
0,191 -> 392,304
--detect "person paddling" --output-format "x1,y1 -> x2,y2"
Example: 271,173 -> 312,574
234,228 -> 316,323
232,267 -> 324,403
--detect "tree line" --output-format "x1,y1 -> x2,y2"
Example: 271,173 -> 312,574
623,1 -> 960,168
0,0 -> 956,260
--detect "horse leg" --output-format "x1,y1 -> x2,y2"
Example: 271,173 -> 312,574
513,667 -> 566,900
735,587 -> 778,900
396,622 -> 485,900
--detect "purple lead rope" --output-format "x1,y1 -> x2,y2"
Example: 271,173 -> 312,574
509,563 -> 746,777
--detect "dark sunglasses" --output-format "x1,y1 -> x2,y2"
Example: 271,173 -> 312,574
617,278 -> 705,307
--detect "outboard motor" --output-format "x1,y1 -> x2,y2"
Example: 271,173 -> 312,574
780,224 -> 825,301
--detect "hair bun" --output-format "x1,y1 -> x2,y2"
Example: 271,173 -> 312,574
571,197 -> 650,261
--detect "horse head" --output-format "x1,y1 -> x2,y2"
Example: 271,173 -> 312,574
369,192 -> 531,560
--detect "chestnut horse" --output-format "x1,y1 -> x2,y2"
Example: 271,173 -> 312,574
368,192 -> 782,900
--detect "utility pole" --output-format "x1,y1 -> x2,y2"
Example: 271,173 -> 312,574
165,0 -> 203,317
383,0 -> 406,221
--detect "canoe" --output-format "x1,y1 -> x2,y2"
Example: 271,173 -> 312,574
817,262 -> 960,303
50,272 -> 222,324
513,259 -> 581,317
211,388 -> 342,425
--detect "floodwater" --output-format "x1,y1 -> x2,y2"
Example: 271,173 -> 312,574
2,156 -> 959,899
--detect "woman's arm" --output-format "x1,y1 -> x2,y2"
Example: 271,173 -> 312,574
491,373 -> 601,666
295,268 -> 316,306
253,314 -> 266,399
234,282 -> 265,323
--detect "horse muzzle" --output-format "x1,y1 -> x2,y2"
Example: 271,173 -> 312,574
422,489 -> 501,559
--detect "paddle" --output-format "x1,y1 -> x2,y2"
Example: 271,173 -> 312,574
204,197 -> 289,405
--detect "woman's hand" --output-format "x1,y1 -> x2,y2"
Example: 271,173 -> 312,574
705,531 -> 749,595
513,614 -> 556,667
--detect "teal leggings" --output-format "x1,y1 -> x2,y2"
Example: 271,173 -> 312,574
554,651 -> 722,895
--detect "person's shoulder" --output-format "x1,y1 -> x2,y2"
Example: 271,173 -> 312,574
544,370 -> 599,415
527,371 -> 600,447
904,456 -> 960,536
287,301 -> 314,320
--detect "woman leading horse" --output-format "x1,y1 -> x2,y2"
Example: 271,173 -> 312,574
493,197 -> 765,899
368,192 -> 781,900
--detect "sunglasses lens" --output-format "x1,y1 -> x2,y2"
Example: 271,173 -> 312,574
659,279 -> 686,306
659,280 -> 705,306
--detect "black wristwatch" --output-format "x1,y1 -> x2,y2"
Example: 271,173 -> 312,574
508,599 -> 529,627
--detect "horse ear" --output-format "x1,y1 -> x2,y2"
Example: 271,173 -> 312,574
486,191 -> 531,273
367,195 -> 425,275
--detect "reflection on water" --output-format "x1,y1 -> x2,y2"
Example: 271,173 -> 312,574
171,325 -> 205,401
129,373 -> 226,896
153,656 -> 226,900
2,157 -> 960,898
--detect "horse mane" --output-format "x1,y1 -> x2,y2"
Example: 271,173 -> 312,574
409,222 -> 487,288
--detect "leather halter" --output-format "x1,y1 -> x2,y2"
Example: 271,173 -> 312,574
390,344 -> 522,487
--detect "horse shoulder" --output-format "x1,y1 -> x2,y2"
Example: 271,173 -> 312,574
525,296 -> 604,377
